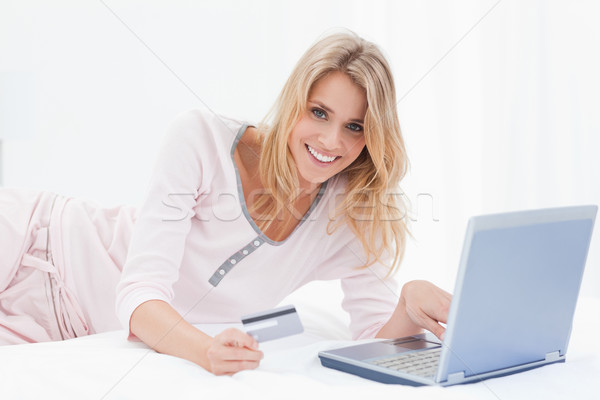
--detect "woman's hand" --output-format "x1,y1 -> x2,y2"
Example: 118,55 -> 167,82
400,280 -> 452,340
205,328 -> 264,376
129,301 -> 263,375
376,280 -> 452,340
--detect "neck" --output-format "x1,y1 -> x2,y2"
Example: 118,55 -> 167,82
296,174 -> 323,198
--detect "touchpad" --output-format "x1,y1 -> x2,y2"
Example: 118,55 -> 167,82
325,338 -> 440,361
387,338 -> 440,351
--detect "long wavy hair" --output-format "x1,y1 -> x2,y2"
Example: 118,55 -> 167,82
250,30 -> 410,277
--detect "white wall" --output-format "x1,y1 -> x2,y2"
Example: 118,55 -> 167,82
1,0 -> 599,304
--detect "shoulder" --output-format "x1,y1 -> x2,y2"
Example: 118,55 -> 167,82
168,108 -> 243,139
162,108 -> 247,155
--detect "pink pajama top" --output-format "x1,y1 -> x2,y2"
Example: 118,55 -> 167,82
111,108 -> 399,340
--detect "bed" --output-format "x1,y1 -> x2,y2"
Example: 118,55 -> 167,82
1,287 -> 598,400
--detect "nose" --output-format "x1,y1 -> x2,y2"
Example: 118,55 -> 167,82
318,123 -> 343,152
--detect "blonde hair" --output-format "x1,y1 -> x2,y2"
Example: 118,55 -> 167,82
251,30 -> 410,276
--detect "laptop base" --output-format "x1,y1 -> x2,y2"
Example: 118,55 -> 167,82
318,355 -> 428,386
319,354 -> 565,386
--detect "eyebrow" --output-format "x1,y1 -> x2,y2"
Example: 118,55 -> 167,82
308,100 -> 364,124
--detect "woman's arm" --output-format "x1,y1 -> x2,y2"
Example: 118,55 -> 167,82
130,300 -> 263,375
117,111 -> 263,375
376,280 -> 452,340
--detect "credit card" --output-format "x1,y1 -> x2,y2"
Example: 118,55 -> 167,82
241,304 -> 304,342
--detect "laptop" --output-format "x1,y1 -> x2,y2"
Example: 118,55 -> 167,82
319,205 -> 597,386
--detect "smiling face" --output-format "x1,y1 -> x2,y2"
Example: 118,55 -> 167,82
287,71 -> 368,192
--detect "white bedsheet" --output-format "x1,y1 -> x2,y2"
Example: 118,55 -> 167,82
1,297 -> 598,400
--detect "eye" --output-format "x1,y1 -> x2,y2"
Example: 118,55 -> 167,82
346,123 -> 363,133
312,108 -> 327,119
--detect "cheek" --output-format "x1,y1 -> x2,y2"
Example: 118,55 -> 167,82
289,118 -> 310,145
295,118 -> 318,139
345,137 -> 366,159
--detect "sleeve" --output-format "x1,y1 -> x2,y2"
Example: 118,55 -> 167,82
316,231 -> 400,341
115,110 -> 213,339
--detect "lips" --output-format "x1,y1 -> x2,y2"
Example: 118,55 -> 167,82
305,144 -> 340,164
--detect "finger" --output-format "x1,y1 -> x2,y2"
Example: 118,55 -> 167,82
425,293 -> 452,324
426,281 -> 452,303
218,328 -> 259,350
413,309 -> 446,339
408,297 -> 449,326
442,290 -> 452,302
213,359 -> 261,376
444,293 -> 453,306
424,320 -> 446,340
221,347 -> 264,362
428,303 -> 450,324
220,360 -> 262,375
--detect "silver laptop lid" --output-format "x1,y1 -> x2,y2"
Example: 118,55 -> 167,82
437,205 -> 597,383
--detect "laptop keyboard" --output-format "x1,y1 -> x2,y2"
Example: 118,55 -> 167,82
370,347 -> 441,378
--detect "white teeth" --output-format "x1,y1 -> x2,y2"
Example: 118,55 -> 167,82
307,145 -> 337,163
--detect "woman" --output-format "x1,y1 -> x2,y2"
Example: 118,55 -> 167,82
0,30 -> 451,375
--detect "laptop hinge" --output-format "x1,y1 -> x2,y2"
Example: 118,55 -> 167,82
545,351 -> 561,362
446,371 -> 465,384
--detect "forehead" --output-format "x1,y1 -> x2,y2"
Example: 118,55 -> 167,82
308,71 -> 367,118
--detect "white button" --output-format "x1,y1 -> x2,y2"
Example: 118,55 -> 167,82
242,250 -> 248,255
254,240 -> 260,246
219,269 -> 225,275
230,259 -> 236,264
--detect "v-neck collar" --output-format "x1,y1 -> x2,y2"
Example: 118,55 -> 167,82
229,123 -> 329,246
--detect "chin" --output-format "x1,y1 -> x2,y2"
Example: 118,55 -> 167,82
297,172 -> 328,188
